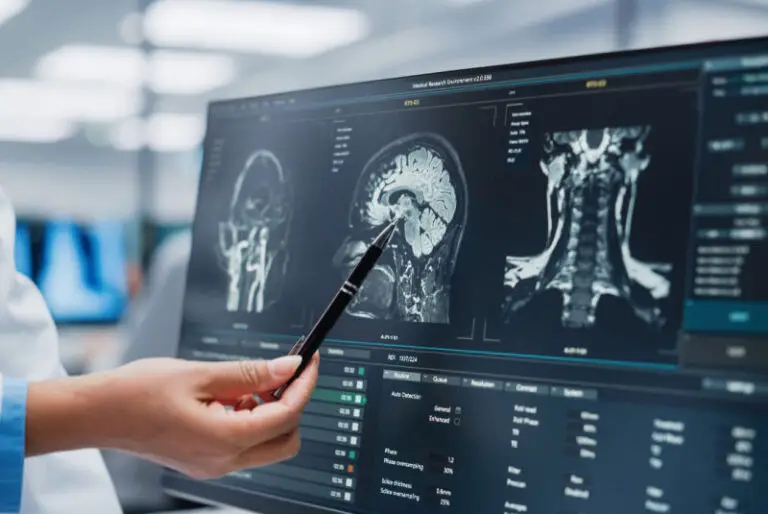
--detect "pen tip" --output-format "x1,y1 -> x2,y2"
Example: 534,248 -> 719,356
374,217 -> 399,249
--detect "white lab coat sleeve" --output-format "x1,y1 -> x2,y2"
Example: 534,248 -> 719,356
0,187 -> 123,514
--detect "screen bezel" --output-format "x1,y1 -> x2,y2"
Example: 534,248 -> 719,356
208,35 -> 768,113
165,35 -> 768,513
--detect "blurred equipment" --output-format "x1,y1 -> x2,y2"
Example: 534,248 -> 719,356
14,218 -> 129,324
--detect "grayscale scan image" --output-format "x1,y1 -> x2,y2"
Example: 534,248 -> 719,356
503,126 -> 672,328
217,149 -> 293,314
333,133 -> 468,323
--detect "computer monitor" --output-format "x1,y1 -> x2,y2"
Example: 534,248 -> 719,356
165,37 -> 768,513
15,218 -> 129,324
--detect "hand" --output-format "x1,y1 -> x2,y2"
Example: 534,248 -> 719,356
26,354 -> 320,479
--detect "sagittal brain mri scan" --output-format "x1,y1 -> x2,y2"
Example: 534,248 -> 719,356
218,149 -> 293,314
503,126 -> 672,329
333,133 -> 468,323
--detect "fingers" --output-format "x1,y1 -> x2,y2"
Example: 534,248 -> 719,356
214,355 -> 319,447
233,395 -> 260,411
277,352 -> 320,411
175,354 -> 318,479
233,428 -> 301,470
200,355 -> 302,399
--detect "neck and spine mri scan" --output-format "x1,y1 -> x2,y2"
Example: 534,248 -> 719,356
333,133 -> 468,324
502,126 -> 672,329
218,149 -> 293,314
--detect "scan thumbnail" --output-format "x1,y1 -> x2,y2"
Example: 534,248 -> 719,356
502,126 -> 672,329
217,149 -> 293,314
333,133 -> 468,324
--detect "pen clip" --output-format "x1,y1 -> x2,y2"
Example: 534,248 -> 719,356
287,335 -> 306,356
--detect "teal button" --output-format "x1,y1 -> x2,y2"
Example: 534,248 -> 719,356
728,311 -> 750,323
686,300 -> 768,333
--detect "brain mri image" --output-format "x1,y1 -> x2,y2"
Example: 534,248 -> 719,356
502,126 -> 672,329
333,133 -> 468,323
218,149 -> 293,313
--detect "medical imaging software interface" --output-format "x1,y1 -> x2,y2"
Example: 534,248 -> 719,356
167,38 -> 768,514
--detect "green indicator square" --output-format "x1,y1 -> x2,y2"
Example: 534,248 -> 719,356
358,367 -> 365,376
348,450 -> 357,460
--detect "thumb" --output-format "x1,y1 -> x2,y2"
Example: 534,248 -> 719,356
201,355 -> 302,398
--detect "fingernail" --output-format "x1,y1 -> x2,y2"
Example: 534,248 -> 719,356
268,355 -> 302,376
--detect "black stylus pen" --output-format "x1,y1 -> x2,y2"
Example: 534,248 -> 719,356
269,217 -> 399,400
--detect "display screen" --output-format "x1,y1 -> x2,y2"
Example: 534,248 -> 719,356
15,219 -> 128,324
166,37 -> 768,514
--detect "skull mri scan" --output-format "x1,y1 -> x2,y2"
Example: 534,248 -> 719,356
502,126 -> 672,329
333,133 -> 468,323
218,149 -> 293,313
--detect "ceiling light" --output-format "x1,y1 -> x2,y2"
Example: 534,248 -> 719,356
143,0 -> 369,57
34,44 -> 236,95
0,116 -> 75,143
146,113 -> 205,151
0,79 -> 142,122
149,50 -> 236,94
110,113 -> 205,152
0,0 -> 29,27
119,11 -> 144,45
109,118 -> 144,151
35,45 -> 145,86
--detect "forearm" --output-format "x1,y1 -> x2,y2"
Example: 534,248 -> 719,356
25,373 -> 114,456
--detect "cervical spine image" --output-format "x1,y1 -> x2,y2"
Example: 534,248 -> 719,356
333,133 -> 468,323
503,126 -> 671,328
218,150 -> 292,313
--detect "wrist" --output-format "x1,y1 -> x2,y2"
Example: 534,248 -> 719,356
25,372 -> 116,456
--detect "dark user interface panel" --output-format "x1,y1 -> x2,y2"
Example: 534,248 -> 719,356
166,39 -> 768,514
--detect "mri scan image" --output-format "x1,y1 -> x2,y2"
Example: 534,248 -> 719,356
333,133 -> 468,323
217,149 -> 293,313
503,126 -> 672,329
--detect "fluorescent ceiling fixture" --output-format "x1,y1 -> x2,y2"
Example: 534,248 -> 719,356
0,79 -> 141,121
34,45 -> 236,95
146,113 -> 205,151
110,113 -> 204,152
0,116 -> 75,143
109,117 -> 144,151
143,0 -> 369,57
149,50 -> 236,94
35,45 -> 144,86
0,0 -> 29,27
119,11 -> 144,44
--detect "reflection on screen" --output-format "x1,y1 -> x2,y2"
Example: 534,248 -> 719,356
14,219 -> 128,323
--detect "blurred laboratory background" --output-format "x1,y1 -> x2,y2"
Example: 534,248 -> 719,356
0,0 -> 765,512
